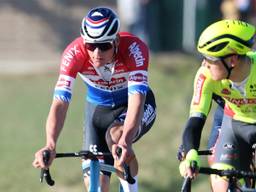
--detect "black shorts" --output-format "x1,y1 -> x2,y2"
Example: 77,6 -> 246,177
213,115 -> 256,171
82,89 -> 156,168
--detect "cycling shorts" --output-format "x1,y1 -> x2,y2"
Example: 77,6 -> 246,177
82,89 -> 156,175
213,114 -> 256,171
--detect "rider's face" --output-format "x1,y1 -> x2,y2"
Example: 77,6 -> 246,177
86,41 -> 115,68
203,57 -> 228,81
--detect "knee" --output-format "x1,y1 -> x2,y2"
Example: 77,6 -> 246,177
210,163 -> 234,186
105,125 -> 123,146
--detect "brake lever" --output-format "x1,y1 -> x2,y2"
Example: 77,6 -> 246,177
116,147 -> 136,184
40,150 -> 55,186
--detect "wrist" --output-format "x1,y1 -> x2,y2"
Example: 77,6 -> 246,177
186,149 -> 200,167
46,141 -> 56,151
118,136 -> 132,147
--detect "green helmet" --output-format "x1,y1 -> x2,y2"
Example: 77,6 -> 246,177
197,20 -> 256,58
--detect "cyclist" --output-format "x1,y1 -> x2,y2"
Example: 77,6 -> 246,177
32,7 -> 156,192
179,19 -> 256,192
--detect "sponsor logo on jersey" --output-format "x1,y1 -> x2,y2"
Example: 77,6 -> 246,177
193,74 -> 206,105
56,75 -> 74,91
221,88 -> 231,95
142,104 -> 156,126
223,143 -> 236,149
115,68 -> 126,73
223,96 -> 256,107
249,84 -> 256,96
61,45 -> 80,72
220,153 -> 239,161
128,42 -> 145,67
129,73 -> 147,82
90,77 -> 126,88
57,78 -> 71,89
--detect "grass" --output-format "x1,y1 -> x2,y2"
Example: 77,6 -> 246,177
0,53 -> 215,191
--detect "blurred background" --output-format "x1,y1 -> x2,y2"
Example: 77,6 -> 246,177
0,0 -> 255,191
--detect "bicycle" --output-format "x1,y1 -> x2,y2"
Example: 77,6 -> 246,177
181,150 -> 256,192
40,149 -> 135,192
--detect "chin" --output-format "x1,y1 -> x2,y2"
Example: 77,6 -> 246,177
212,76 -> 225,81
93,61 -> 104,68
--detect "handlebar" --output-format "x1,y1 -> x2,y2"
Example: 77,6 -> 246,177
181,149 -> 256,192
199,167 -> 256,178
181,163 -> 256,192
40,149 -> 135,186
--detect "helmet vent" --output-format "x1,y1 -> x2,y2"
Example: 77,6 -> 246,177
108,21 -> 118,36
208,42 -> 228,52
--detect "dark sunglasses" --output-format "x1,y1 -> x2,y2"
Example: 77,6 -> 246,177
85,42 -> 113,51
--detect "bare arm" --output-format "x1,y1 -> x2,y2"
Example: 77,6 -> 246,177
120,93 -> 146,145
113,93 -> 145,164
46,99 -> 69,150
33,99 -> 69,168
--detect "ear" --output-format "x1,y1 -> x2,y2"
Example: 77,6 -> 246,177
230,55 -> 239,67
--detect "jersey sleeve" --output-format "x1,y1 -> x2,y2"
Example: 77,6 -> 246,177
54,39 -> 85,103
126,38 -> 149,95
189,66 -> 214,118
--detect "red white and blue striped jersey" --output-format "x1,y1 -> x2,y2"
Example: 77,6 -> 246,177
54,32 -> 150,107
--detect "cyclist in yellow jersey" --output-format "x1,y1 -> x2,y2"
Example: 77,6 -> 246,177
179,19 -> 256,192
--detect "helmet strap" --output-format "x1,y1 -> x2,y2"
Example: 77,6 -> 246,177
221,58 -> 234,79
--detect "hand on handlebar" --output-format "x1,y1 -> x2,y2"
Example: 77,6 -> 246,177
32,147 -> 56,169
179,149 -> 200,179
112,144 -> 134,166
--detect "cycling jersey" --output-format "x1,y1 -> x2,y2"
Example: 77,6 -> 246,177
54,32 -> 149,107
190,52 -> 256,124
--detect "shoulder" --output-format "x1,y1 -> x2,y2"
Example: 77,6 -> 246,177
118,32 -> 149,68
119,32 -> 148,50
60,37 -> 88,75
62,37 -> 86,55
193,66 -> 214,89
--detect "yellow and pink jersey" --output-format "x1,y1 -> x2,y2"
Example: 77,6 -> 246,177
190,52 -> 256,123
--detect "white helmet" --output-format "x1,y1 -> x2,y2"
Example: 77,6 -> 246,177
80,7 -> 120,43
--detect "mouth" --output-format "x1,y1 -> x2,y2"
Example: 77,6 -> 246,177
94,57 -> 103,60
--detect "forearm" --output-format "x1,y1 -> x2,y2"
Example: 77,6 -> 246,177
120,94 -> 146,145
182,116 -> 206,153
45,99 -> 69,150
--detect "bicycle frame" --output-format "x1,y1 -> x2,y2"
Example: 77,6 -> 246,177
84,158 -> 125,192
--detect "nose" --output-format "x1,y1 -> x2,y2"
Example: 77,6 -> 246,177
93,47 -> 102,54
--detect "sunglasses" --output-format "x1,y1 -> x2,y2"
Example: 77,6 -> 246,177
85,42 -> 113,51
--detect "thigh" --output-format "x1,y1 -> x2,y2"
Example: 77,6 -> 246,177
112,89 -> 157,143
213,115 -> 251,171
83,102 -> 102,152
